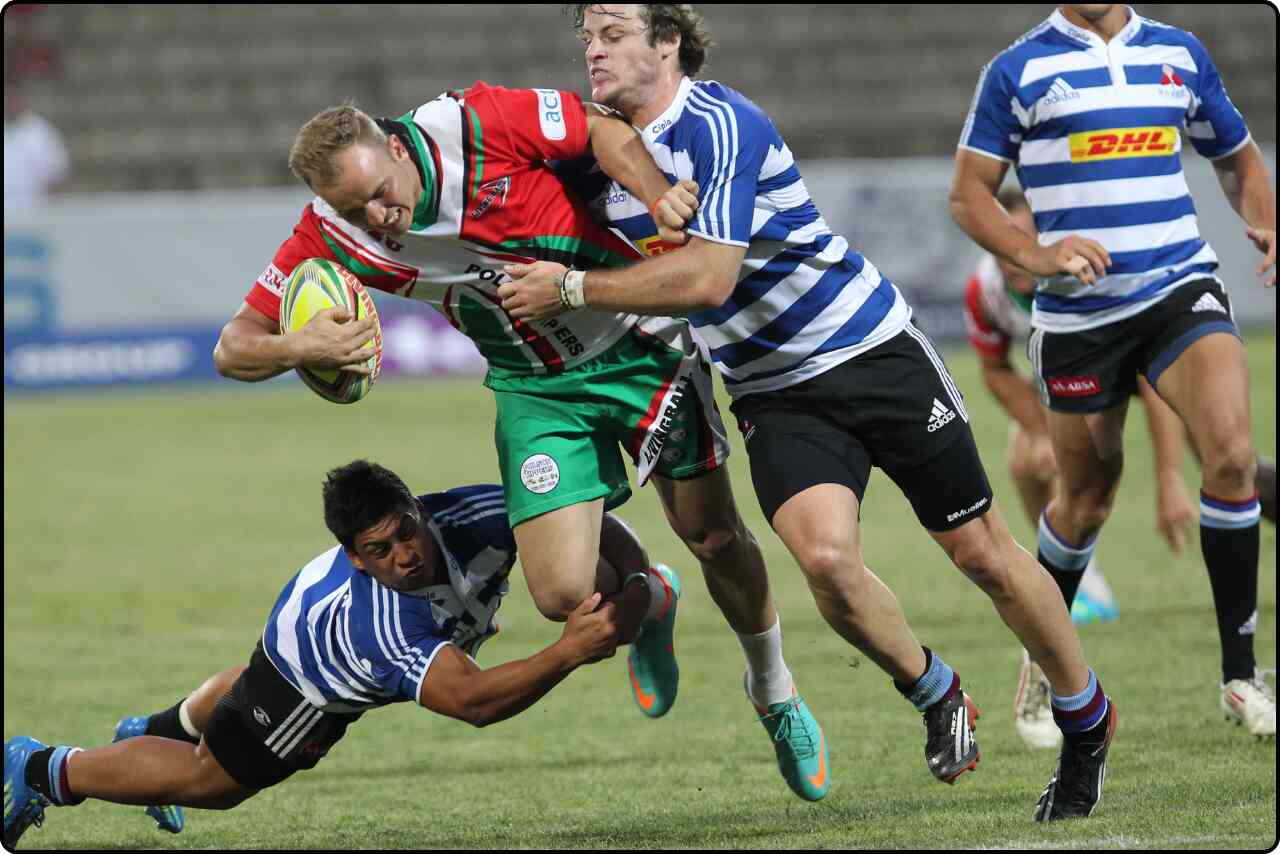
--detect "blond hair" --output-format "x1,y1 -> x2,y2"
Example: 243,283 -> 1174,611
289,104 -> 387,190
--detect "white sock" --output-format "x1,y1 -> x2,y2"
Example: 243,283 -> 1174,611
178,697 -> 202,739
738,618 -> 794,707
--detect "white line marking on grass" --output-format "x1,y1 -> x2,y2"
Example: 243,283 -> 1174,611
980,833 -> 1266,850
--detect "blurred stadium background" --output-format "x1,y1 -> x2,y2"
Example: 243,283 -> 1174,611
3,4 -> 1276,849
3,4 -> 1275,391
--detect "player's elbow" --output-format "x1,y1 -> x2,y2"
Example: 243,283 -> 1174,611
692,271 -> 734,311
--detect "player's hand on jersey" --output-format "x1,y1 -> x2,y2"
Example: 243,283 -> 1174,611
1155,470 -> 1196,555
1026,235 -> 1111,286
291,307 -> 377,374
1245,226 -> 1276,288
653,180 -> 700,246
560,592 -> 621,664
499,261 -> 569,320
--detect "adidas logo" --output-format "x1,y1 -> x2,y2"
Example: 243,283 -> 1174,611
1042,77 -> 1080,106
1192,292 -> 1227,315
927,398 -> 956,433
1238,609 -> 1258,636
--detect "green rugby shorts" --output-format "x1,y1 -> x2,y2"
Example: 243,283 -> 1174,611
486,321 -> 729,527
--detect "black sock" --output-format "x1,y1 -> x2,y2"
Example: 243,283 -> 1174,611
24,747 -> 57,802
1201,521 -> 1260,682
144,700 -> 199,745
1039,551 -> 1085,608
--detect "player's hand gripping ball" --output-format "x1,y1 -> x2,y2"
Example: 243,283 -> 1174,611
279,258 -> 382,404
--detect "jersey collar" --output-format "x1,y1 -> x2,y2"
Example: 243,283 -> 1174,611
1049,6 -> 1141,48
641,76 -> 695,144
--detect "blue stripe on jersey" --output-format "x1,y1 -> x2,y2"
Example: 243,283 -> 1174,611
752,205 -> 822,243
691,236 -> 835,328
1035,260 -> 1216,313
1018,154 -> 1182,189
1027,106 -> 1188,140
1123,65 -> 1198,87
758,164 -> 803,193
710,265 -> 889,370
1034,195 -> 1196,232
1106,238 -> 1207,276
722,275 -> 897,388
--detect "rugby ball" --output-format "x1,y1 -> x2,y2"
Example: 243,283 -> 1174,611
279,258 -> 382,404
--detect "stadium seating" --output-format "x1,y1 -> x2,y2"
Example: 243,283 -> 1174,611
12,4 -> 1275,192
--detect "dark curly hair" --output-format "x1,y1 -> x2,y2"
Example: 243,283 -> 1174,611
322,460 -> 417,551
567,4 -> 713,76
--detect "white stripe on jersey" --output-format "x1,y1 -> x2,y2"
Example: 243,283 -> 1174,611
270,549 -> 343,709
1039,214 -> 1202,254
1026,173 -> 1192,211
1019,49 -> 1107,88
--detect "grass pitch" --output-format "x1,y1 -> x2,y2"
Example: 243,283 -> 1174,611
3,334 -> 1275,850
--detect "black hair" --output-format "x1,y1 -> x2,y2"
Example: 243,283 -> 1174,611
322,460 -> 417,551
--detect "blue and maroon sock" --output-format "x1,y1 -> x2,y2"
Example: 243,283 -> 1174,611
1037,512 -> 1097,609
1051,669 -> 1110,745
894,647 -> 959,712
1200,491 -> 1261,682
25,746 -> 85,806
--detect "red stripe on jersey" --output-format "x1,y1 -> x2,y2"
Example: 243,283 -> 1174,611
473,288 -> 564,373
318,219 -> 419,282
963,274 -> 1011,358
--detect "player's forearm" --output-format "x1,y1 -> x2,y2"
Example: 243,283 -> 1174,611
213,317 -> 296,382
586,111 -> 670,210
582,251 -> 726,315
1215,142 -> 1277,230
454,643 -> 579,728
951,184 -> 1044,274
982,364 -> 1048,436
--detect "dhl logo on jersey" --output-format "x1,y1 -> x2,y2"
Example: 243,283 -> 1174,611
1069,127 -> 1177,162
637,235 -> 683,257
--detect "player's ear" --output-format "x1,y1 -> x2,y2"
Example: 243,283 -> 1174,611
387,133 -> 407,161
345,547 -> 368,574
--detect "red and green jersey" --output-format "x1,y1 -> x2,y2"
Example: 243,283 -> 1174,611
245,82 -> 644,378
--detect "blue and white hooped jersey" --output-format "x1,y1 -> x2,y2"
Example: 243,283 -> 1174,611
261,484 -> 515,714
960,7 -> 1251,333
583,77 -> 911,398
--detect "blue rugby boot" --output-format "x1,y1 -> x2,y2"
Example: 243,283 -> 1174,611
4,736 -> 49,849
747,676 -> 830,801
113,717 -> 185,834
626,565 -> 681,718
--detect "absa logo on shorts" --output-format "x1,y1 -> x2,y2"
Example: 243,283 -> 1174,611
1048,375 -> 1103,397
520,453 -> 560,494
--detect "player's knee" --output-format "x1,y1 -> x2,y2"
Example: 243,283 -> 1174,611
795,543 -> 862,599
1056,490 -> 1114,534
681,519 -> 748,567
528,585 -> 582,622
945,528 -> 1013,598
1201,436 -> 1256,493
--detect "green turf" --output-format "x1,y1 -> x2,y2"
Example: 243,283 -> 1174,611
4,333 -> 1275,850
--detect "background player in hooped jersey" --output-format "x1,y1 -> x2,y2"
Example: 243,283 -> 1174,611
950,4 -> 1276,738
967,188 -> 1194,749
2,461 -> 629,848
498,4 -> 1117,821
211,84 -> 827,800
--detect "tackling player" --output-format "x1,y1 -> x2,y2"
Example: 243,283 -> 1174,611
498,4 -> 1117,820
211,84 -> 826,799
951,4 -> 1276,738
3,460 -> 627,848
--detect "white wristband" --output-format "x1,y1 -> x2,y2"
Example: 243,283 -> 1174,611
563,269 -> 587,309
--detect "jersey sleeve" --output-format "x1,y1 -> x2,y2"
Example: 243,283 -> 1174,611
1184,34 -> 1250,160
365,599 -> 455,707
959,59 -> 1024,163
466,83 -> 591,167
963,273 -> 1012,359
684,94 -> 773,247
243,204 -> 336,322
